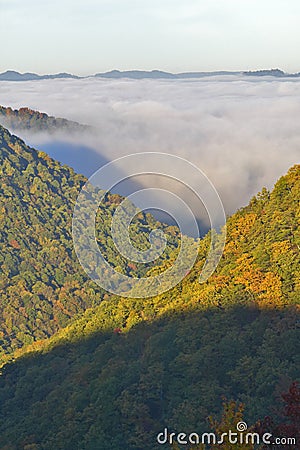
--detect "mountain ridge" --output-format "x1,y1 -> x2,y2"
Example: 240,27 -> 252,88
1,68 -> 300,81
0,105 -> 90,133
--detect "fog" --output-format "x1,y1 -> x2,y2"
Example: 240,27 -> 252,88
0,76 -> 300,234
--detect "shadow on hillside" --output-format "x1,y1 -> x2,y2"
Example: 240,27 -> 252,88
41,140 -> 110,178
33,139 -> 207,237
0,304 -> 298,450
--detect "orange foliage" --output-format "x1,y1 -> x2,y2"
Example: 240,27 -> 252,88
9,239 -> 20,249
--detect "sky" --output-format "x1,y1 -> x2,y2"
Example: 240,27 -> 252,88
1,0 -> 300,74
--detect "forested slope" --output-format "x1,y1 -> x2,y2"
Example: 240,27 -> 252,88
0,105 -> 89,134
0,125 -> 180,359
0,123 -> 298,449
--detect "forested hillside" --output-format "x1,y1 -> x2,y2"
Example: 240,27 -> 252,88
0,125 -> 180,359
0,123 -> 298,449
0,105 -> 89,134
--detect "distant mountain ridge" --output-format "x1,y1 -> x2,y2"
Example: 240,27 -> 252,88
1,68 -> 300,81
0,70 -> 80,81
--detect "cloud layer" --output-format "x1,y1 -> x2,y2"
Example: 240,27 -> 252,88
1,76 -> 300,233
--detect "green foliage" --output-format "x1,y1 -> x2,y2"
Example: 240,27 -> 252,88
0,125 -> 180,359
0,306 -> 298,449
0,124 -> 299,448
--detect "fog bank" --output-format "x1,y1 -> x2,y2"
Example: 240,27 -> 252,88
1,76 -> 299,232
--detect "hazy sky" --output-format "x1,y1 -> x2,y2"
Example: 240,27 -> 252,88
0,0 -> 300,74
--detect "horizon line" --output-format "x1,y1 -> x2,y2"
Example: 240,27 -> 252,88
1,67 -> 300,81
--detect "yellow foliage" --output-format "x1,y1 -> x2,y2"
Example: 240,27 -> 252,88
230,214 -> 257,241
233,254 -> 283,307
